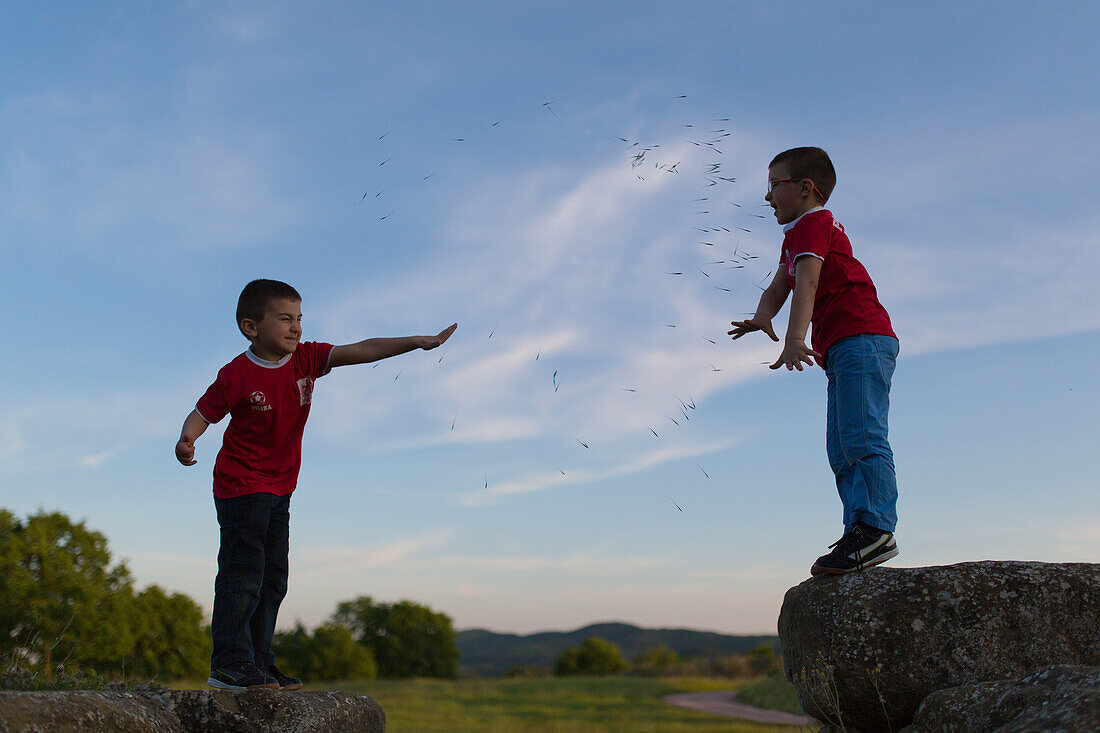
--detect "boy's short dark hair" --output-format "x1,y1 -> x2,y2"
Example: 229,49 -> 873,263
236,279 -> 301,334
770,147 -> 836,203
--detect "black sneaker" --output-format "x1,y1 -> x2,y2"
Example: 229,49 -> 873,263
811,522 -> 898,575
207,661 -> 279,690
266,664 -> 303,691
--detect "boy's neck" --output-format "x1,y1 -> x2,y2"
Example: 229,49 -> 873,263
248,343 -> 290,364
783,204 -> 826,232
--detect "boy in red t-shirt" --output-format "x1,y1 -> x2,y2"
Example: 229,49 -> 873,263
175,279 -> 456,690
728,147 -> 900,576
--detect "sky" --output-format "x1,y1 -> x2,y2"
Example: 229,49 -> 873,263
2,2 -> 1098,637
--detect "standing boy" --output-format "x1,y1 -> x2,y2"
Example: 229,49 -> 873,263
728,147 -> 900,576
175,279 -> 456,690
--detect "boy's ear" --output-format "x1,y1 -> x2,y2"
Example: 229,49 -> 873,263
239,318 -> 259,339
800,179 -> 824,205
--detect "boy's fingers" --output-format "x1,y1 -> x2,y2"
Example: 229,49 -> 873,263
437,323 -> 457,342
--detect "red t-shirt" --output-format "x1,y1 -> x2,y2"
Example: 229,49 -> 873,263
195,341 -> 334,499
779,208 -> 896,362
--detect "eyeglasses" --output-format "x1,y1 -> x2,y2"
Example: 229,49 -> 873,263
766,177 -> 826,201
766,178 -> 806,195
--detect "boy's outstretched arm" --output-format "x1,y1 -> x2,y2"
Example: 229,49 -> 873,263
729,268 -> 790,342
175,409 -> 210,466
771,256 -> 824,371
329,323 -> 457,368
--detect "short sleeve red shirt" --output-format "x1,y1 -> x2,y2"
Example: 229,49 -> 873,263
779,209 -> 896,362
195,341 -> 334,499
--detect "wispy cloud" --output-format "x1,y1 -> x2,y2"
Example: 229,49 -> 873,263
297,530 -> 453,574
313,134 -> 784,456
460,437 -> 740,506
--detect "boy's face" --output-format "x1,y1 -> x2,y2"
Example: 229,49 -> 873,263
765,163 -> 819,225
242,298 -> 303,361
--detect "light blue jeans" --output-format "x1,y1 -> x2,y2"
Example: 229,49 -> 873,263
825,334 -> 899,534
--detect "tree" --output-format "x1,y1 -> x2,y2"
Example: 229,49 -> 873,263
0,509 -> 211,680
128,585 -> 210,679
0,510 -> 135,674
332,596 -> 459,679
553,637 -> 628,676
273,622 -> 376,681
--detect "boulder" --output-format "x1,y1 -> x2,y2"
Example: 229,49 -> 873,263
906,665 -> 1100,732
0,689 -> 385,733
0,691 -> 186,733
152,689 -> 385,733
778,561 -> 1100,731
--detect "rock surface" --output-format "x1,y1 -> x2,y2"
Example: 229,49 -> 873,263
0,691 -> 186,733
778,561 -> 1100,731
0,689 -> 384,733
905,665 -> 1100,732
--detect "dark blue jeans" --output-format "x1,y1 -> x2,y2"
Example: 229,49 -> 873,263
825,334 -> 899,534
211,492 -> 290,671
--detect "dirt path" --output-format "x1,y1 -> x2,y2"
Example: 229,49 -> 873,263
663,690 -> 815,727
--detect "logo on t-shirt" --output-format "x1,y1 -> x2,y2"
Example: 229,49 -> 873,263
250,391 -> 272,412
297,377 -> 314,406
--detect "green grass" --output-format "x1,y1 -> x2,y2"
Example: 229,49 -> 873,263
733,676 -> 805,717
172,676 -> 811,732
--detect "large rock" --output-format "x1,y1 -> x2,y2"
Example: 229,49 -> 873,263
906,665 -> 1100,732
0,689 -> 385,733
0,691 -> 186,732
153,689 -> 385,733
778,561 -> 1100,731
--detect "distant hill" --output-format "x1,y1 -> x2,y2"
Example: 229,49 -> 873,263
457,622 -> 780,677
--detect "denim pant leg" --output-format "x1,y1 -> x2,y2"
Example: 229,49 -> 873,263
211,492 -> 284,670
249,494 -> 290,668
825,335 -> 899,534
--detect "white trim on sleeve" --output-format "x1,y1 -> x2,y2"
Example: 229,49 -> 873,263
792,252 -> 825,262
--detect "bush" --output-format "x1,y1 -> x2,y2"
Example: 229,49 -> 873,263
631,645 -> 681,676
747,644 -> 781,677
553,637 -> 629,677
273,622 -> 376,681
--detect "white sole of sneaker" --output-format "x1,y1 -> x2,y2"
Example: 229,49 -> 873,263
811,546 -> 899,576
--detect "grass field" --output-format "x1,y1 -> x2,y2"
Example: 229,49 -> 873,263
173,676 -> 813,732
731,676 -> 804,717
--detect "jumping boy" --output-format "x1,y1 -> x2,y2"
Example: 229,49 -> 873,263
728,147 -> 900,576
175,278 -> 456,690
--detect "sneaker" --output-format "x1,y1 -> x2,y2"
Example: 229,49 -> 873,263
266,664 -> 303,691
207,661 -> 280,690
811,522 -> 898,576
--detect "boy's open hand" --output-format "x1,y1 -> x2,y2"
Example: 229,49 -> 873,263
728,317 -> 779,342
419,323 -> 457,350
175,436 -> 197,466
771,338 -> 823,371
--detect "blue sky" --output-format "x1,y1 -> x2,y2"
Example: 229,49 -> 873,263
3,2 -> 1098,636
